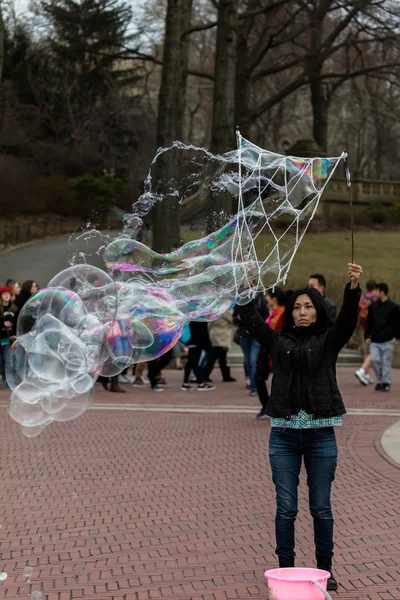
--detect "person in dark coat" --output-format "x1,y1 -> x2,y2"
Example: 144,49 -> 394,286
181,322 -> 215,391
235,263 -> 363,591
16,280 -> 38,311
308,273 -> 337,321
365,282 -> 400,391
233,291 -> 268,395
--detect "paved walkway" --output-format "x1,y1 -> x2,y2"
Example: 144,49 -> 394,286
0,368 -> 399,600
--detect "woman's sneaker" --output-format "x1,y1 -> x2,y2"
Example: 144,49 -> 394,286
197,383 -> 216,391
181,384 -> 194,391
355,368 -> 368,385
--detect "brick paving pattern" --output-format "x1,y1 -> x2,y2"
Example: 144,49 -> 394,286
0,367 -> 399,600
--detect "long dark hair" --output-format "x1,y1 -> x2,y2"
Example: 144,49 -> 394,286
282,287 -> 332,332
267,286 -> 287,307
21,280 -> 35,297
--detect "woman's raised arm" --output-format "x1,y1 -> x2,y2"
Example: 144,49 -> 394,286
234,300 -> 276,353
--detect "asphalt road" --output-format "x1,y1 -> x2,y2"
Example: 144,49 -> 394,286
0,230 -> 120,287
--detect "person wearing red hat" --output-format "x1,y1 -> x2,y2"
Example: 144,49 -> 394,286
0,286 -> 17,389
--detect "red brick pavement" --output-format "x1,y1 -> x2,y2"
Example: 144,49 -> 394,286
0,368 -> 399,600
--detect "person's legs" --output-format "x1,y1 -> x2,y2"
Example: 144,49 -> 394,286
239,338 -> 251,384
183,347 -> 203,385
1,342 -> 10,388
191,347 -> 205,384
0,343 -> 6,382
355,337 -> 373,385
148,351 -> 172,389
155,350 -> 172,381
147,359 -> 159,388
255,348 -> 269,413
249,339 -> 261,393
370,342 -> 383,385
135,362 -> 145,379
183,349 -> 193,384
362,353 -> 371,373
381,340 -> 395,386
216,346 -> 231,381
205,346 -> 217,379
303,428 -> 338,558
269,428 -> 302,559
110,374 -> 126,393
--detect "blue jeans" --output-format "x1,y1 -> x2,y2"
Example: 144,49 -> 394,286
269,427 -> 338,559
239,337 -> 260,392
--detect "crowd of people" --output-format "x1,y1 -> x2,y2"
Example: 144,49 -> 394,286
1,273 -> 398,403
96,270 -> 399,410
0,279 -> 39,388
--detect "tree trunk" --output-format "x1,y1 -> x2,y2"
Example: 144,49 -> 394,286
235,29 -> 250,138
209,0 -> 238,229
152,0 -> 193,253
211,0 -> 237,154
0,3 -> 4,83
310,75 -> 329,153
308,1 -> 331,154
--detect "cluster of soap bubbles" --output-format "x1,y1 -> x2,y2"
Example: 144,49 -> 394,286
7,133 -> 345,436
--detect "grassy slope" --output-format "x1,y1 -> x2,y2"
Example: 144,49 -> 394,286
182,229 -> 400,307
285,231 -> 400,306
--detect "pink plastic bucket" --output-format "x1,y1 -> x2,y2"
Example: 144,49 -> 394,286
264,567 -> 332,600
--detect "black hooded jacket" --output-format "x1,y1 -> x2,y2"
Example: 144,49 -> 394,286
235,283 -> 361,419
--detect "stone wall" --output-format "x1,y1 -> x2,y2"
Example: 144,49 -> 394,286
0,217 -> 84,247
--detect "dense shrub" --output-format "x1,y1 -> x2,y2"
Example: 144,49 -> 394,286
29,176 -> 77,215
368,202 -> 389,224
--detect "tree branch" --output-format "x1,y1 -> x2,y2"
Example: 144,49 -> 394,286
238,0 -> 291,20
182,20 -> 218,37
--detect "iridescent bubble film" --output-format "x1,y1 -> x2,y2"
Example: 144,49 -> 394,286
7,133 -> 345,435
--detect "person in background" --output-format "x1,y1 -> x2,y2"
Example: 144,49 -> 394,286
354,279 -> 377,385
0,286 -> 18,388
148,350 -> 173,392
365,282 -> 400,392
171,341 -> 184,370
100,374 -> 127,393
255,287 -> 286,419
308,273 -> 337,321
205,310 -> 236,382
233,291 -> 269,396
16,280 -> 38,311
6,280 -> 21,303
181,322 -> 215,391
132,362 -> 149,387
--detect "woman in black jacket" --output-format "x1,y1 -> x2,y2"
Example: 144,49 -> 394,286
235,263 -> 362,591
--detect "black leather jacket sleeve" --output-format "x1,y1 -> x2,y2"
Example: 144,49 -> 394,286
233,300 -> 277,353
329,283 -> 361,355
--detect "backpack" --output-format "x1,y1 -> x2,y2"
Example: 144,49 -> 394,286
358,294 -> 373,329
179,322 -> 191,345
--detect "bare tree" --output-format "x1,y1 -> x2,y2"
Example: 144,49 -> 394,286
0,2 -> 4,82
151,0 -> 193,253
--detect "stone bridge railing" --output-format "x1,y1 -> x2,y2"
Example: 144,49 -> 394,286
325,178 -> 400,205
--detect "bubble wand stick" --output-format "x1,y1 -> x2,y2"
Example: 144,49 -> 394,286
344,153 -> 354,264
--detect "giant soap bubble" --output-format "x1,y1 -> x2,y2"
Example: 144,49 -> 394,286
7,132 -> 345,435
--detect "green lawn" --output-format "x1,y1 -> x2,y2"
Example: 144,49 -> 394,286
182,229 -> 400,306
285,231 -> 400,306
